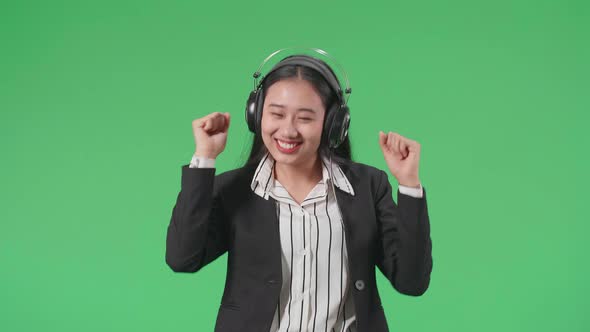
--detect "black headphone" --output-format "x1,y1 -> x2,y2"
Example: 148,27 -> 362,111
245,48 -> 352,149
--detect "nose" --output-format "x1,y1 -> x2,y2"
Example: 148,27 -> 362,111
278,120 -> 300,138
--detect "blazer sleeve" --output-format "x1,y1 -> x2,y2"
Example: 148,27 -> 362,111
374,169 -> 433,296
165,165 -> 229,273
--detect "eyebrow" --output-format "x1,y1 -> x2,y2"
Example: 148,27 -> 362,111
268,103 -> 316,114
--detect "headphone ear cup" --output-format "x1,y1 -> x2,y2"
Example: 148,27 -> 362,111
328,105 -> 350,149
254,87 -> 265,135
340,106 -> 351,143
323,103 -> 340,148
246,90 -> 258,133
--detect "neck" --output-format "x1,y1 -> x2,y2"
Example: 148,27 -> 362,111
274,153 -> 323,186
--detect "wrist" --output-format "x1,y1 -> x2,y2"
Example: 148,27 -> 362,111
398,179 -> 421,188
195,150 -> 218,159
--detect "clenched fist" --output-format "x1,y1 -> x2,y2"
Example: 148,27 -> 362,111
378,131 -> 421,188
192,112 -> 231,159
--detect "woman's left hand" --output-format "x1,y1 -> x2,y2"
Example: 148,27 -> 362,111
378,131 -> 421,187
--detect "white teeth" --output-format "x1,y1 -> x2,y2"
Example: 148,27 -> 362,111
277,140 -> 300,149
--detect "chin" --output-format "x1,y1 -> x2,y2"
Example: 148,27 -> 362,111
269,149 -> 300,164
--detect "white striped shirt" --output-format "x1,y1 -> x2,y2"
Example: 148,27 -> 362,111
189,152 -> 423,332
251,152 -> 357,332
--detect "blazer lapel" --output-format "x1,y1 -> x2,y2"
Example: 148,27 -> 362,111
241,166 -> 284,284
331,162 -> 367,272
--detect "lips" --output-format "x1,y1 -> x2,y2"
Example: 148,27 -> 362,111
275,139 -> 302,153
276,139 -> 301,147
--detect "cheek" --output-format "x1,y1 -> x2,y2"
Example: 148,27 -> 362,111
260,119 -> 277,149
260,118 -> 275,137
309,123 -> 324,141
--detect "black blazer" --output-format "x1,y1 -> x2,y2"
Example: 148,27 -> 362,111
165,158 -> 433,332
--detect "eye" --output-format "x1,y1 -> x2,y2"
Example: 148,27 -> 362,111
271,112 -> 283,118
300,118 -> 313,121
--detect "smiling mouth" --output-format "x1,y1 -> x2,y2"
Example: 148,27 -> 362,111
275,139 -> 302,152
276,139 -> 302,148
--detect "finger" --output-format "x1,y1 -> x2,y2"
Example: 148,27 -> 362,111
207,111 -> 222,121
196,119 -> 207,130
193,118 -> 206,129
386,132 -> 393,151
208,113 -> 226,132
408,140 -> 421,154
216,113 -> 228,133
210,115 -> 222,131
379,131 -> 387,148
399,138 -> 409,158
215,112 -> 229,131
388,132 -> 398,155
395,134 -> 404,157
224,112 -> 231,132
203,112 -> 221,127
196,114 -> 213,129
203,119 -> 212,131
395,134 -> 406,158
221,112 -> 230,131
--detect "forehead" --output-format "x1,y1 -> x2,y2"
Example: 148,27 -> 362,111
267,103 -> 316,114
264,79 -> 325,113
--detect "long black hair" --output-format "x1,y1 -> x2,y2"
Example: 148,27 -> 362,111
241,59 -> 353,168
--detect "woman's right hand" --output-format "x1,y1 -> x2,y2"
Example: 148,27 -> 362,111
192,112 -> 231,159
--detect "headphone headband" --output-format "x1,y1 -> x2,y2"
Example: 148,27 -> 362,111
252,47 -> 352,102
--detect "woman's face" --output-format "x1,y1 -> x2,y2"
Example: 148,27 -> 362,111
261,78 -> 326,168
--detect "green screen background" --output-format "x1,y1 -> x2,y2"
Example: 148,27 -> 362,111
1,0 -> 588,331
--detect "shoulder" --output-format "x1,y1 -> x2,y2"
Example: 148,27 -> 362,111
213,163 -> 258,192
335,156 -> 386,181
333,157 -> 389,197
344,159 -> 385,178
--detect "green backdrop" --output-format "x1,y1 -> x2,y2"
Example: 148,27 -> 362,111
1,0 -> 588,331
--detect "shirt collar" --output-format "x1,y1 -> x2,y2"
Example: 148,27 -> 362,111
250,151 -> 355,200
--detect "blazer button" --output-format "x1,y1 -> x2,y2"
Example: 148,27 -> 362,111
267,279 -> 279,285
354,279 -> 365,291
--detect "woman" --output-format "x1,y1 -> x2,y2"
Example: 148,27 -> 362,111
165,54 -> 433,332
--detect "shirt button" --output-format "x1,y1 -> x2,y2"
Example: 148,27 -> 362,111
294,288 -> 313,303
355,279 -> 365,291
299,248 -> 309,256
